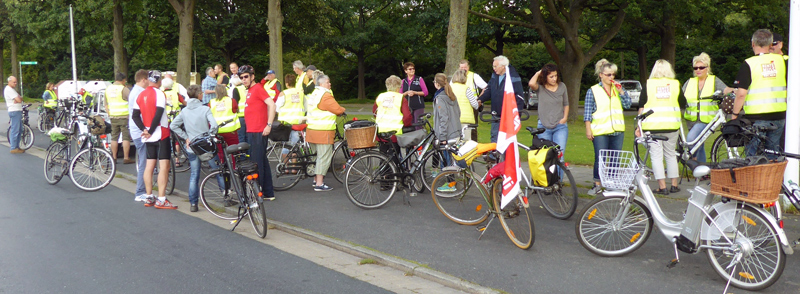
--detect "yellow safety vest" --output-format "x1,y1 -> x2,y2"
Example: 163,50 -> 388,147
683,76 -> 719,123
744,54 -> 787,115
163,88 -> 181,111
209,96 -> 241,133
216,73 -> 228,84
466,71 -> 478,96
307,87 -> 336,131
44,90 -> 58,108
279,87 -> 305,124
375,92 -> 405,135
264,79 -> 279,98
451,83 -> 474,124
642,78 -> 681,131
105,84 -> 128,117
235,85 -> 248,118
82,92 -> 94,107
589,84 -> 625,136
296,72 -> 307,92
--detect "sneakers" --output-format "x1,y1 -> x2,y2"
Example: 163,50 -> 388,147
190,204 -> 198,212
587,184 -> 602,196
437,182 -> 456,192
134,194 -> 148,202
314,184 -> 333,192
430,169 -> 441,179
10,148 -> 24,154
155,199 -> 178,209
143,196 -> 156,207
263,195 -> 276,201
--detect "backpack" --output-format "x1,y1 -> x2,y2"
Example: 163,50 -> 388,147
528,146 -> 560,187
720,118 -> 752,147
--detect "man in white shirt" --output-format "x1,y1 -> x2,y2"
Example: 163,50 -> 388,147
5,76 -> 24,154
128,69 -> 149,201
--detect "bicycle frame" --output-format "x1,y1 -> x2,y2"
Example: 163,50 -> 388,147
678,108 -> 727,161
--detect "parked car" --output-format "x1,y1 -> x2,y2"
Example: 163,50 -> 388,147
618,80 -> 642,109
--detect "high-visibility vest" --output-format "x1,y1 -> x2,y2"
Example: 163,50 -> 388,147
683,76 -> 719,123
466,71 -> 479,96
589,84 -> 625,136
278,87 -> 305,124
375,92 -> 404,135
44,90 -> 58,108
234,85 -> 248,118
451,83 -> 474,124
209,96 -> 241,133
264,79 -> 279,98
82,92 -> 94,106
743,54 -> 787,115
642,78 -> 681,131
216,73 -> 227,84
296,72 -> 307,93
163,88 -> 181,111
105,84 -> 128,116
306,87 -> 336,131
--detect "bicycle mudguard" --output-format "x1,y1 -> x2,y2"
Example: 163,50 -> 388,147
701,201 -> 793,255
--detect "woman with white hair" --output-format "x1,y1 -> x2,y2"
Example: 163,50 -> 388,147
636,59 -> 681,195
680,52 -> 732,162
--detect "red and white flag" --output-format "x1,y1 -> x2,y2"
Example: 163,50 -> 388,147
495,65 -> 523,209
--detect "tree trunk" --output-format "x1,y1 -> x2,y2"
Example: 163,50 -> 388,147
637,45 -> 649,87
494,29 -> 504,55
268,0 -> 284,81
10,30 -> 19,85
444,0 -> 468,77
357,53 -> 365,100
112,0 -> 128,78
169,0 -> 196,86
558,54 -> 585,122
659,23 -> 676,65
0,40 -> 5,87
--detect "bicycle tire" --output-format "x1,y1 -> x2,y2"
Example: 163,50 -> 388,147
331,140 -> 351,184
430,169 -> 489,225
20,124 -> 34,150
420,149 -> 447,192
172,138 -> 190,173
575,195 -> 653,257
344,151 -> 398,209
37,113 -> 46,133
537,161 -> 578,220
165,162 -> 175,195
710,135 -> 746,162
704,205 -> 785,291
199,170 -> 239,220
271,148 -> 304,191
44,142 -> 68,185
245,179 -> 268,238
69,147 -> 116,192
491,178 -> 535,249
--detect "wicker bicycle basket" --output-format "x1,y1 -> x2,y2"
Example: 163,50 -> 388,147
598,150 -> 639,190
710,161 -> 787,204
344,124 -> 377,149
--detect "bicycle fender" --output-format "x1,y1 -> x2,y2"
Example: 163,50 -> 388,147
701,201 -> 793,255
601,190 -> 627,198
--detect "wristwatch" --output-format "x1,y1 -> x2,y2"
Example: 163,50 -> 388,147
266,123 -> 272,127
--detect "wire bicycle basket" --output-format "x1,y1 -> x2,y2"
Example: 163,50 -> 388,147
599,149 -> 639,190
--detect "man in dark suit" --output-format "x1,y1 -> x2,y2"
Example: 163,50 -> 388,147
478,55 -> 526,142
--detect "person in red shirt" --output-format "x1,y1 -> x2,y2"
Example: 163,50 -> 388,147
132,70 -> 178,209
240,65 -> 277,201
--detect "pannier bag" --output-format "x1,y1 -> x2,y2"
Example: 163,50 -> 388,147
88,115 -> 111,135
527,146 -> 560,187
720,118 -> 752,147
396,129 -> 427,148
189,135 -> 217,162
531,136 -> 558,149
236,157 -> 259,175
268,122 -> 292,142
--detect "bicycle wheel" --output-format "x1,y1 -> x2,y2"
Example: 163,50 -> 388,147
575,195 -> 653,257
704,205 -> 786,291
44,113 -> 55,132
271,148 -> 304,191
165,162 -> 175,195
431,169 -> 489,225
344,151 -> 398,209
44,142 -> 68,185
710,135 -> 746,162
537,161 -> 578,220
69,147 -> 116,192
199,170 -> 239,220
331,141 -> 352,184
244,179 -> 268,238
420,149 -> 447,192
37,113 -> 46,133
18,125 -> 34,150
172,139 -> 190,173
491,178 -> 535,249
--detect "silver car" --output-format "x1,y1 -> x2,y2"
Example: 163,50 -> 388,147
618,80 -> 642,109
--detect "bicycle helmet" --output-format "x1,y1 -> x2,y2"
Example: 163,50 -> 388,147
238,65 -> 255,75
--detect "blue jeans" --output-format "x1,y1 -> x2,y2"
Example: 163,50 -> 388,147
8,111 -> 22,150
537,121 -> 568,178
185,149 -> 200,205
592,133 -> 625,181
237,117 -> 248,146
134,138 -> 147,196
686,122 -> 708,162
247,132 -> 275,197
747,119 -> 785,159
490,122 -> 500,143
281,131 -> 301,155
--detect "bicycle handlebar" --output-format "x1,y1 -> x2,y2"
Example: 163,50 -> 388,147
479,110 -> 530,123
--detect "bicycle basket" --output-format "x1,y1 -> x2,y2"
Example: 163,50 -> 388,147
452,140 -> 479,165
396,129 -> 426,148
598,149 -> 639,190
189,135 -> 217,161
344,121 -> 377,149
237,157 -> 259,175
710,159 -> 786,204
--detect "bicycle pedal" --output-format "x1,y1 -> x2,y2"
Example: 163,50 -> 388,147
476,226 -> 487,232
666,259 -> 679,269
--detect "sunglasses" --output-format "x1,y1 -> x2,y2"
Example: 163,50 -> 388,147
406,68 -> 415,71
693,66 -> 708,70
240,74 -> 251,79
602,73 -> 615,77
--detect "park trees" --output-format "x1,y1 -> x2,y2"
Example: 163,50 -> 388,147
168,0 -> 196,86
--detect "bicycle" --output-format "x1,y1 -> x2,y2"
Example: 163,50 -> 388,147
674,91 -> 741,165
43,114 -> 117,192
343,113 -> 449,209
7,103 -> 35,150
167,110 -> 190,173
574,109 -> 793,291
37,103 -> 57,133
198,131 -> 268,238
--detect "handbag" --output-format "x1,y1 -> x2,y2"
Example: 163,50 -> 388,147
268,122 -> 292,141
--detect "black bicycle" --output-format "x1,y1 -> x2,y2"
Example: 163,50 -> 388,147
7,103 -> 35,150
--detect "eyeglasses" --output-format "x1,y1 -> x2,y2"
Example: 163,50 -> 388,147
406,68 -> 415,71
693,66 -> 708,70
240,74 -> 251,79
601,73 -> 615,77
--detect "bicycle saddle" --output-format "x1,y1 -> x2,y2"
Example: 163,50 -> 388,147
225,142 -> 251,153
291,124 -> 307,131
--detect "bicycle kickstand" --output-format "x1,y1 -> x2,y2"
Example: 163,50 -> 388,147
402,189 -> 412,207
230,208 -> 247,231
666,242 -> 680,269
477,214 -> 496,240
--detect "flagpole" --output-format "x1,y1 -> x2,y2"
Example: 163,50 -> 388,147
69,5 -> 78,93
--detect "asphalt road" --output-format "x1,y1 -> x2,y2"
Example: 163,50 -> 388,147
3,107 -> 800,294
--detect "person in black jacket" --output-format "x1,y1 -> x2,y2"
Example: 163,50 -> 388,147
478,55 -> 526,142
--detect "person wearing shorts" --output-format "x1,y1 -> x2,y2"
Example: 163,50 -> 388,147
132,70 -> 178,209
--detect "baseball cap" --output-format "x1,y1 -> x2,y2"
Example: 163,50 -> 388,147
148,70 -> 162,83
266,69 -> 275,75
772,32 -> 784,45
306,65 -> 317,71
